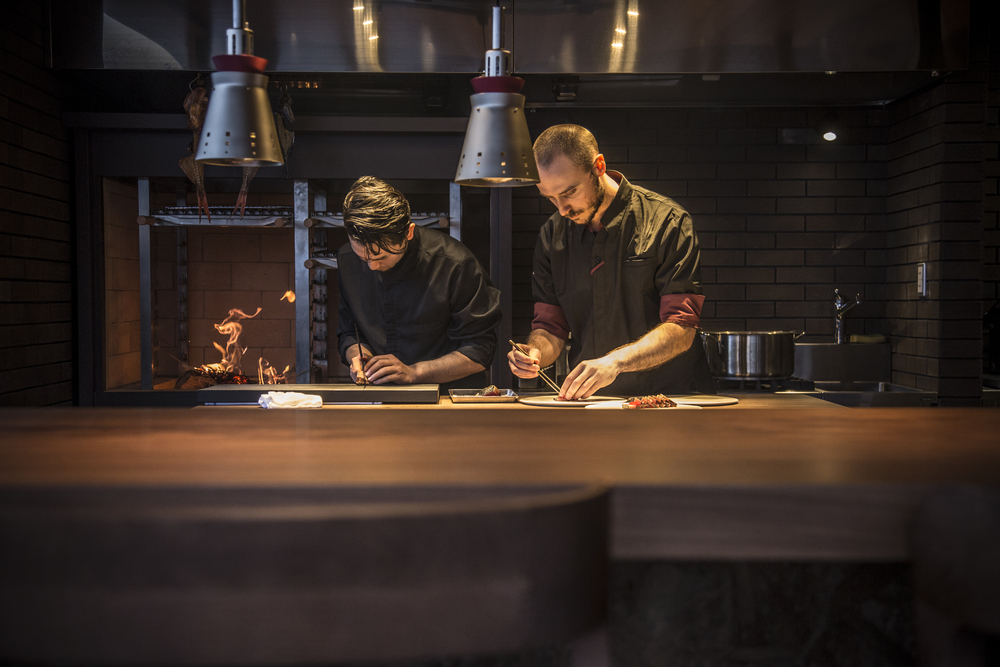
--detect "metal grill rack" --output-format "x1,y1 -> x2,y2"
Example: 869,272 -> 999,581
138,207 -> 291,227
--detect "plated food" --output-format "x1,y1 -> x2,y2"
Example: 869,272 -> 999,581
624,394 -> 678,409
449,388 -> 518,403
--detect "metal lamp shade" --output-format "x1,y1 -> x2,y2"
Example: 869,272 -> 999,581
455,92 -> 538,186
197,71 -> 283,167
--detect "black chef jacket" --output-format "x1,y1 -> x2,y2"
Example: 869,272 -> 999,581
337,226 -> 501,389
532,172 -> 715,396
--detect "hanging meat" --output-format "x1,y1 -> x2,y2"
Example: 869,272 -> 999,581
179,76 -> 211,223
276,86 -> 295,176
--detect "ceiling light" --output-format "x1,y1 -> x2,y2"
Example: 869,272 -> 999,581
815,113 -> 838,142
615,28 -> 626,33
353,4 -> 364,10
363,19 -> 372,25
197,0 -> 283,167
369,35 -> 378,40
454,2 -> 539,187
612,42 -> 623,48
628,10 -> 639,16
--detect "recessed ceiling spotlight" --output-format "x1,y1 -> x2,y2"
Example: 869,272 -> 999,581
815,113 -> 838,142
627,10 -> 639,16
612,42 -> 623,48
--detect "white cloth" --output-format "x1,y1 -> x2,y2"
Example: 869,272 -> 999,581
258,391 -> 323,409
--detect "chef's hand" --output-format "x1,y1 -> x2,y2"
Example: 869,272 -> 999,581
560,357 -> 621,400
508,345 -> 542,378
349,346 -> 372,385
365,354 -> 418,385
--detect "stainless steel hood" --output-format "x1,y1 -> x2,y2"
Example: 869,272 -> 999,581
54,0 -> 968,73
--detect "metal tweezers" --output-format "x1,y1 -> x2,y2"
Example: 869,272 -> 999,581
355,323 -> 368,388
509,340 -> 561,393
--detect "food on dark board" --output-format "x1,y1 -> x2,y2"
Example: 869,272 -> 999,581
476,385 -> 501,397
624,394 -> 678,409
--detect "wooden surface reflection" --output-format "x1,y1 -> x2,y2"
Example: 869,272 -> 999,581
2,406 -> 999,486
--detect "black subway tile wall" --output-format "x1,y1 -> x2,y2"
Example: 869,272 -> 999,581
985,23 -> 1000,372
885,27 -> 990,404
0,1 -> 74,406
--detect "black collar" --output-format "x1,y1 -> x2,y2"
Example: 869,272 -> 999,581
573,171 -> 631,240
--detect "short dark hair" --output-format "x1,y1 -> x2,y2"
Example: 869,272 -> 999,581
533,124 -> 600,171
343,176 -> 411,255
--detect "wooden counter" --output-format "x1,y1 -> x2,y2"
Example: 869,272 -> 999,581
206,393 -> 839,409
3,404 -> 998,560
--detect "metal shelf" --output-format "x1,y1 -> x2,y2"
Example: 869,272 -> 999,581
139,206 -> 291,227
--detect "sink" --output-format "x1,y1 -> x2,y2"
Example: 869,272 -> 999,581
794,343 -> 891,383
812,382 -> 936,407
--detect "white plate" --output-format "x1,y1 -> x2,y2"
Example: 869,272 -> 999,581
516,395 -> 623,408
670,394 -> 739,407
584,402 -> 702,410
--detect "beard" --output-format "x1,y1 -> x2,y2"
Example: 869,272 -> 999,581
566,171 -> 607,227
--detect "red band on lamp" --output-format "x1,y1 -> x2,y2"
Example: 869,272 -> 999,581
470,76 -> 525,94
212,54 -> 269,73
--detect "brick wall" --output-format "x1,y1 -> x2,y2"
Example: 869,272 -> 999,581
103,179 -> 141,389
515,106 -> 890,343
884,23 -> 990,404
0,1 -> 74,406
984,10 -> 1000,373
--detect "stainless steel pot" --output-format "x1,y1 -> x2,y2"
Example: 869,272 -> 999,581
700,331 -> 804,380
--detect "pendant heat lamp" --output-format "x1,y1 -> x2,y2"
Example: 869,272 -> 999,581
454,3 -> 538,186
197,0 -> 283,167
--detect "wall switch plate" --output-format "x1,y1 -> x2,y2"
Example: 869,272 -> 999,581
917,262 -> 928,297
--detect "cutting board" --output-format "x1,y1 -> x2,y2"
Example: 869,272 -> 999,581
516,396 -> 622,408
197,384 -> 440,405
670,395 -> 739,407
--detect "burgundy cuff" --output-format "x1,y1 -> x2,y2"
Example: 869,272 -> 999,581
532,302 -> 571,341
660,294 -> 704,329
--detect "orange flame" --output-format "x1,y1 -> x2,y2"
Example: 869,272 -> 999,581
258,358 -> 291,385
203,307 -> 261,374
280,290 -> 296,303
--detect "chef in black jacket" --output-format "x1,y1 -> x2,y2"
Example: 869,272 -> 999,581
508,124 -> 714,399
336,176 -> 502,389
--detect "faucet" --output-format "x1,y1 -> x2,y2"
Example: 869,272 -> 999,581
834,289 -> 861,344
